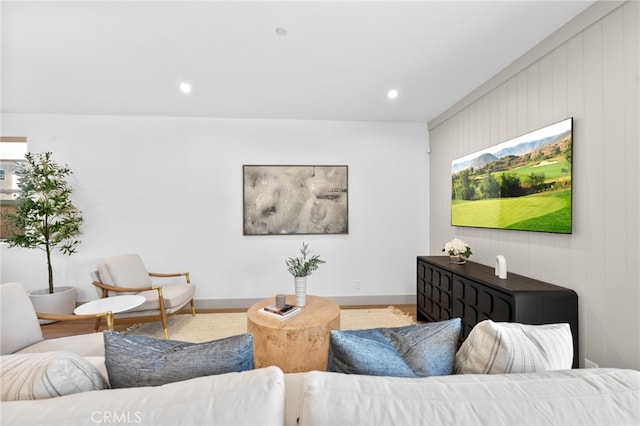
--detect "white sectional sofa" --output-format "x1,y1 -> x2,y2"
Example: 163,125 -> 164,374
1,363 -> 639,426
2,282 -> 639,426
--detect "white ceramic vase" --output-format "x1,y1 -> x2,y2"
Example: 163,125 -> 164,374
448,254 -> 467,264
294,277 -> 307,307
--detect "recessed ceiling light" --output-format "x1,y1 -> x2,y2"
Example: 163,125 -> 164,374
387,89 -> 399,99
276,27 -> 288,36
179,82 -> 192,93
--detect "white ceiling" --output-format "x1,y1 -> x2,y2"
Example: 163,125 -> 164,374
1,1 -> 595,123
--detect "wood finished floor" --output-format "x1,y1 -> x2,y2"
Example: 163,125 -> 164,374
41,304 -> 418,339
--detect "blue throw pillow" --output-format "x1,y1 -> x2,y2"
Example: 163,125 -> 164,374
327,318 -> 462,377
104,331 -> 254,388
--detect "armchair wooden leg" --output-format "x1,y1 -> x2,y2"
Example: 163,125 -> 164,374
158,305 -> 169,339
190,299 -> 196,316
161,312 -> 168,339
155,287 -> 169,339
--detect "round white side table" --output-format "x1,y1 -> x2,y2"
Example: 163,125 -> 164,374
74,295 -> 145,315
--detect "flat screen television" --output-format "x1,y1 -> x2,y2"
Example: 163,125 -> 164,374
450,117 -> 572,234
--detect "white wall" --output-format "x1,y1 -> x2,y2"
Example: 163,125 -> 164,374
1,114 -> 429,307
428,1 -> 639,369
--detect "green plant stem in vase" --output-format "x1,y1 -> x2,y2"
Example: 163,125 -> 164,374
285,242 -> 325,306
285,242 -> 325,278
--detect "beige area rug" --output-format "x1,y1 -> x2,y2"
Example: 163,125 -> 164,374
125,306 -> 416,343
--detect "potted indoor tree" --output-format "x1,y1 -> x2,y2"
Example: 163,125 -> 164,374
285,241 -> 325,306
4,151 -> 84,317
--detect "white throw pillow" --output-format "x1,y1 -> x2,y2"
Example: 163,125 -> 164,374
455,320 -> 573,374
0,351 -> 107,401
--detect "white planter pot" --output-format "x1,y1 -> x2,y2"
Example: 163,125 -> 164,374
29,286 -> 76,324
294,277 -> 307,307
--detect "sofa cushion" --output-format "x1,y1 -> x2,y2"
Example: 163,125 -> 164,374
1,366 -> 286,426
297,368 -> 640,426
104,331 -> 254,388
455,320 -> 573,374
327,318 -> 462,377
0,282 -> 44,355
0,351 -> 107,401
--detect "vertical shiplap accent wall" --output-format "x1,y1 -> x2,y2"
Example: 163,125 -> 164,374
428,1 -> 639,369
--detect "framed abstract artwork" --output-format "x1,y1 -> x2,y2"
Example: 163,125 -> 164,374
243,165 -> 348,235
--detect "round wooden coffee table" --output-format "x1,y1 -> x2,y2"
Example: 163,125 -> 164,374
247,295 -> 340,373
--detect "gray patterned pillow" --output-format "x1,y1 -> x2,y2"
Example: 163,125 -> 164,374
455,320 -> 573,374
0,351 -> 107,401
104,331 -> 254,388
327,318 -> 462,377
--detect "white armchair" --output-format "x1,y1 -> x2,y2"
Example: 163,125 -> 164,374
91,254 -> 196,339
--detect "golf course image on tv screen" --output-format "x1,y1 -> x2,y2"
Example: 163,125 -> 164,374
451,118 -> 572,234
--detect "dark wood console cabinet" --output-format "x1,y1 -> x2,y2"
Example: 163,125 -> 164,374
417,256 -> 579,368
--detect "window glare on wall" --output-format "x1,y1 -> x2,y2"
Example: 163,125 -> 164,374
0,137 -> 27,240
0,138 -> 28,160
0,137 -> 27,198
